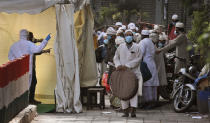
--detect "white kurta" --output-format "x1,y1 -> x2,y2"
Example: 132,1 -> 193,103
114,43 -> 142,80
8,38 -> 48,87
113,43 -> 143,109
139,38 -> 159,86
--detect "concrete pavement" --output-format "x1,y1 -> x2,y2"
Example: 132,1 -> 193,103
31,100 -> 210,123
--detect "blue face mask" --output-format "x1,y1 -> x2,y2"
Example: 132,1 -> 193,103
125,36 -> 133,43
158,42 -> 164,48
107,35 -> 112,40
133,32 -> 136,35
172,22 -> 176,25
174,31 -> 177,35
103,39 -> 109,44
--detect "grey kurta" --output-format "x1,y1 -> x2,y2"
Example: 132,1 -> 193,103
154,47 -> 167,86
160,33 -> 189,73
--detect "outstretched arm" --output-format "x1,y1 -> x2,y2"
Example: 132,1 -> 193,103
30,34 -> 51,54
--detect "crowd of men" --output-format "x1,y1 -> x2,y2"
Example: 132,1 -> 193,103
7,13 -> 192,117
95,14 -> 190,117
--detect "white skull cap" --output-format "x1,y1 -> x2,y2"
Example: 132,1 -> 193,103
106,27 -> 117,35
172,14 -> 178,20
129,25 -> 136,30
117,29 -> 123,34
115,22 -> 122,26
149,30 -> 154,34
141,30 -> 150,35
154,25 -> 160,31
128,23 -> 135,29
159,35 -> 164,41
175,22 -> 184,28
125,29 -> 133,34
149,33 -> 159,42
121,25 -> 126,30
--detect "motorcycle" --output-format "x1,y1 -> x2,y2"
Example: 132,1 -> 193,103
171,55 -> 201,113
158,52 -> 176,100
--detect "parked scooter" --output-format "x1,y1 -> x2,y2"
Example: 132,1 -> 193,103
171,55 -> 201,113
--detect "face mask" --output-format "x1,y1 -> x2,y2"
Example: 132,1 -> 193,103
174,31 -> 177,35
133,32 -> 136,35
103,39 -> 109,44
174,30 -> 179,36
107,35 -> 112,40
158,42 -> 164,48
125,36 -> 133,43
172,22 -> 176,25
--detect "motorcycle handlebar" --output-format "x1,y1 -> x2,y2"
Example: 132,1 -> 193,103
174,56 -> 186,62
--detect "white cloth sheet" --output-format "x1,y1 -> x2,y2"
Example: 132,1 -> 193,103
54,4 -> 82,113
0,0 -> 58,14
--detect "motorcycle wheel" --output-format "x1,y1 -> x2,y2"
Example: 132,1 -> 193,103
173,85 -> 196,113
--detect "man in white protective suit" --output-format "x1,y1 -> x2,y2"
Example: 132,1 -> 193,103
8,29 -> 51,88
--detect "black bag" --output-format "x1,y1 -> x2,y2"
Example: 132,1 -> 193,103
95,46 -> 103,63
140,61 -> 152,82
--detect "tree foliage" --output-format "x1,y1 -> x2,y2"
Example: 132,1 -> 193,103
197,23 -> 210,63
187,10 -> 209,43
187,4 -> 210,63
98,4 -> 118,25
98,3 -> 149,25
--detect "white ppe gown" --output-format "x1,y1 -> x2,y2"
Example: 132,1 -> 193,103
8,38 -> 48,88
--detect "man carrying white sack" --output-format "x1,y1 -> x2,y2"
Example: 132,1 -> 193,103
114,29 -> 143,118
8,29 -> 51,88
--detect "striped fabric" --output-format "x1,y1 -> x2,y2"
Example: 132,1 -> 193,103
0,55 -> 29,123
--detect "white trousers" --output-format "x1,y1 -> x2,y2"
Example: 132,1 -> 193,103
96,62 -> 106,85
121,93 -> 138,109
96,63 -> 102,85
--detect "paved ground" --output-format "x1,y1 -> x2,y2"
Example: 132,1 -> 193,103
31,97 -> 210,123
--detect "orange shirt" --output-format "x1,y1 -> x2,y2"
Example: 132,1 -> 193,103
168,25 -> 177,40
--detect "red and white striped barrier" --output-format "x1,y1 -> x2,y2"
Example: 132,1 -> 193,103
0,55 -> 29,123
